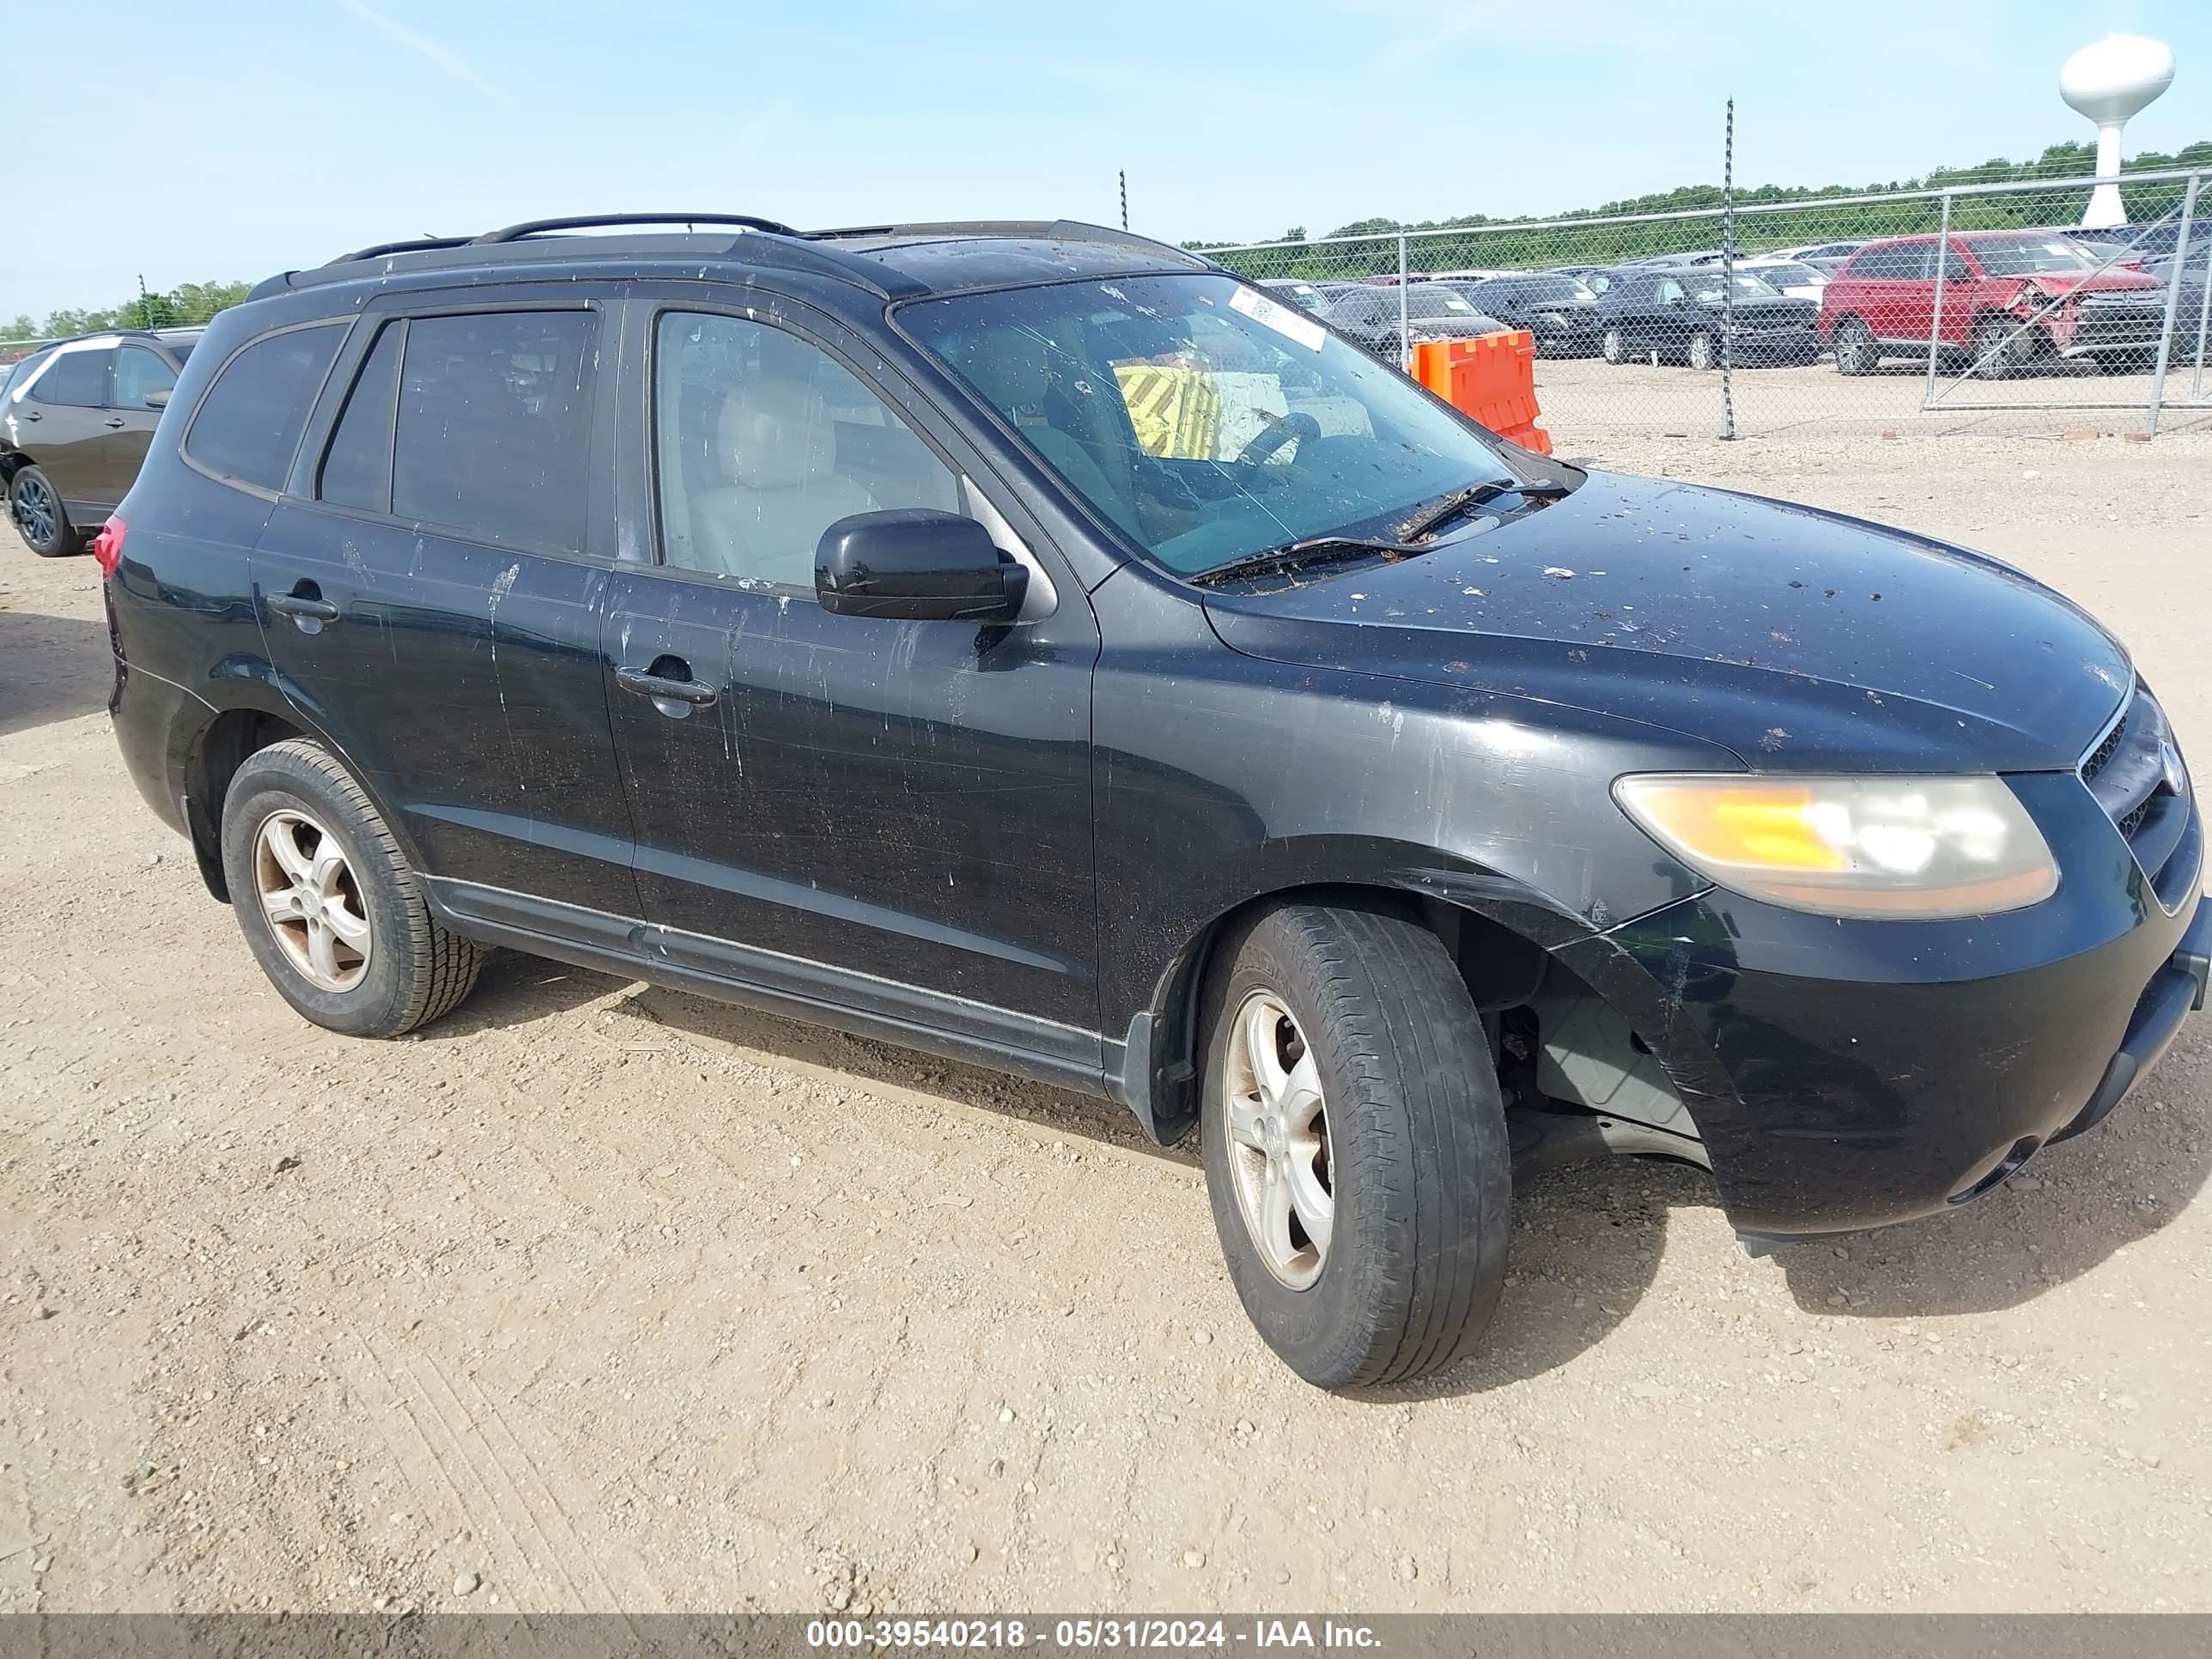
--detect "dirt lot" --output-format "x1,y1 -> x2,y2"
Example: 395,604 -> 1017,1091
3,428 -> 2210,1617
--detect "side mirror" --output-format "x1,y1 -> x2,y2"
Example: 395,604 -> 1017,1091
143,391 -> 170,410
815,508 -> 1029,623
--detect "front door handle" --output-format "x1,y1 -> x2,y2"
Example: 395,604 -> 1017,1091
20,410 -> 38,422
617,664 -> 718,709
103,416 -> 126,428
267,588 -> 341,634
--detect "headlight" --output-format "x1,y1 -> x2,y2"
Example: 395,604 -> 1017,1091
1613,774 -> 2058,920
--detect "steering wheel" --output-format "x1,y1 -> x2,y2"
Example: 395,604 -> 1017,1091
1232,410 -> 1322,468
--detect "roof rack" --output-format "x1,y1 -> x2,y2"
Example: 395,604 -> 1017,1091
330,235 -> 476,264
471,212 -> 802,244
812,217 -> 1212,267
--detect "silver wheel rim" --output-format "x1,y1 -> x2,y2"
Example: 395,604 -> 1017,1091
1221,989 -> 1334,1291
1690,333 -> 1712,369
1601,329 -> 1621,363
252,809 -> 372,992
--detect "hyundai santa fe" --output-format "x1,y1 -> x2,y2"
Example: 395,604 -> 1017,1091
101,213 -> 2209,1389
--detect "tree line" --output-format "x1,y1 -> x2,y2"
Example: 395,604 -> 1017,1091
1193,137 -> 2212,280
2,279 -> 257,344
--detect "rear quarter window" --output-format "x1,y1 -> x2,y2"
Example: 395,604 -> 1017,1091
183,323 -> 347,492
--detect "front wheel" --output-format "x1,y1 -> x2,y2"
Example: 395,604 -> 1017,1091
1200,902 -> 1511,1389
9,465 -> 81,557
1832,317 -> 1876,376
220,738 -> 486,1038
1686,331 -> 1716,371
1600,327 -> 1625,365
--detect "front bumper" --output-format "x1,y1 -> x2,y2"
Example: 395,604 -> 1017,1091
1556,771 -> 2204,1237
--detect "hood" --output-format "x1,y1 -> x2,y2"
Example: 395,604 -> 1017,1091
1201,471 -> 2130,773
2028,270 -> 2161,297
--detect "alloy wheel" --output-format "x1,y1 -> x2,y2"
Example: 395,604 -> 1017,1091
252,809 -> 373,992
1220,989 -> 1334,1290
12,474 -> 57,546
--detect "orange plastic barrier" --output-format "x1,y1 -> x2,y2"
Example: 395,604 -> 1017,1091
1407,332 -> 1553,455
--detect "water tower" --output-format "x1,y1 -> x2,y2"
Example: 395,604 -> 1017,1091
2060,34 -> 2175,228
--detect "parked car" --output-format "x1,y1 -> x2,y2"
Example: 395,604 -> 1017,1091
1596,268 -> 1820,368
3,327 -> 200,556
1322,281 -> 1509,358
101,212 -> 2208,1389
1456,271 -> 1602,356
1738,258 -> 1828,304
1771,239 -> 1869,275
1257,278 -> 1335,315
1820,231 -> 2168,377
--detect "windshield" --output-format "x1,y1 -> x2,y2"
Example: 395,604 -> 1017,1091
1748,262 -> 1820,287
1690,274 -> 1785,303
903,273 -> 1523,578
1507,274 -> 1595,303
1963,235 -> 2100,276
1404,287 -> 1481,319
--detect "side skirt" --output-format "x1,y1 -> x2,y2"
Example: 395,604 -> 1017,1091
424,878 -> 1111,1103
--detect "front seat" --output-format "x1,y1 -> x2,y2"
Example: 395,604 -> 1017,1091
690,378 -> 877,585
958,328 -> 1145,539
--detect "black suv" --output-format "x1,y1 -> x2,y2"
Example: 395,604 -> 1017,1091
4,327 -> 199,555
1596,268 -> 1820,368
105,214 -> 2208,1389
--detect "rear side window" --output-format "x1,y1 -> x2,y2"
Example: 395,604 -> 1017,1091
29,348 -> 110,407
185,324 -> 346,491
114,345 -> 177,410
319,322 -> 403,513
388,311 -> 596,549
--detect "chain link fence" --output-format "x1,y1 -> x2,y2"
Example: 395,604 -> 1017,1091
1206,167 -> 2212,446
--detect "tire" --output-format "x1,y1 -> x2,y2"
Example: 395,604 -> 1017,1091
1832,317 -> 1876,376
9,465 -> 82,557
1600,327 -> 1624,365
1686,331 -> 1716,371
219,738 -> 485,1038
1198,901 -> 1511,1389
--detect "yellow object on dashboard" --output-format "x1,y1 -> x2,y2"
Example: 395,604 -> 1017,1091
1112,362 -> 1222,460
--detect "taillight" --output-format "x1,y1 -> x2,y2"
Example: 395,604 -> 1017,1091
91,515 -> 127,575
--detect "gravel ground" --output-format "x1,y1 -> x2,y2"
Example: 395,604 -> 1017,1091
2,428 -> 2209,1616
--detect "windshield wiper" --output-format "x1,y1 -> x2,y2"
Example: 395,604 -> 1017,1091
1188,536 -> 1413,590
1397,477 -> 1572,543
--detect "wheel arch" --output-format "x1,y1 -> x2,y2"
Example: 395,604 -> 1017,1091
179,694 -> 423,906
1108,877 -> 1564,1146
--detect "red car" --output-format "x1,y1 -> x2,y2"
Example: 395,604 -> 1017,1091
1819,231 -> 2168,377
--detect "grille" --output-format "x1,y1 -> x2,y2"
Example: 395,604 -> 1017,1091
2080,684 -> 2197,912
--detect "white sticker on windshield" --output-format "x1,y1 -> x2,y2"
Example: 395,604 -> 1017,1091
1231,285 -> 1327,351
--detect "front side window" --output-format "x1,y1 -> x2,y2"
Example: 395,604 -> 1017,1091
653,311 -> 960,585
389,310 -> 596,548
905,273 -> 1523,579
113,345 -> 176,410
184,324 -> 345,491
28,348 -> 109,407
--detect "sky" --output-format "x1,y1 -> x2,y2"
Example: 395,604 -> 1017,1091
6,0 -> 2209,323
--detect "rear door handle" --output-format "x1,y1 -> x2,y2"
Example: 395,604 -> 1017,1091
616,665 -> 718,708
103,416 -> 126,428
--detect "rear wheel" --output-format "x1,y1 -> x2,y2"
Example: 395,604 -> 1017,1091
1600,327 -> 1625,365
9,465 -> 81,557
220,739 -> 485,1038
1832,316 -> 1877,375
1199,901 -> 1511,1389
